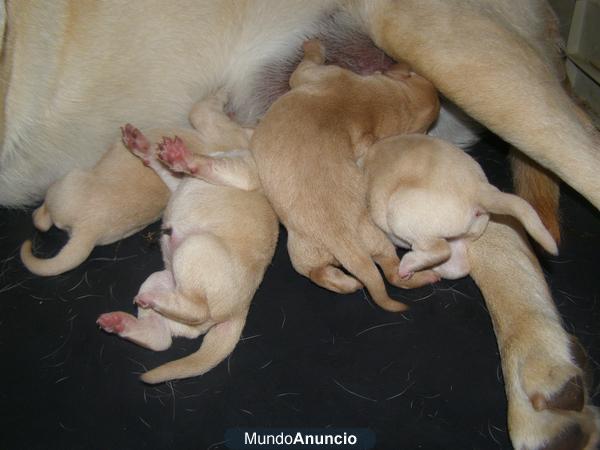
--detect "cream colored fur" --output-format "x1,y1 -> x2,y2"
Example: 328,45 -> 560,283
3,1 -> 599,448
363,134 -> 557,281
98,100 -> 278,384
19,91 -> 244,277
19,136 -> 170,276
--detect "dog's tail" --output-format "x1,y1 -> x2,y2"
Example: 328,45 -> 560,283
476,184 -> 558,255
141,315 -> 246,384
331,237 -> 408,313
20,230 -> 96,276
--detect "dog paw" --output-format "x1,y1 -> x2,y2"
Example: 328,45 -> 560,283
398,253 -> 421,277
387,268 -> 440,289
97,312 -> 133,334
134,294 -> 155,309
157,136 -> 198,174
505,332 -> 599,449
121,124 -> 151,163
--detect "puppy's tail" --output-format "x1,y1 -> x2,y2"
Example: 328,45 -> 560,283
20,231 -> 96,276
141,315 -> 246,384
332,238 -> 408,313
476,184 -> 558,255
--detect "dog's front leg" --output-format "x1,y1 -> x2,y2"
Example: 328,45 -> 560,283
355,0 -> 600,211
467,218 -> 598,450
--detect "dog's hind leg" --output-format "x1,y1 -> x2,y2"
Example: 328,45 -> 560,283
287,230 -> 363,294
309,265 -> 364,294
135,290 -> 210,326
97,310 -> 172,351
467,217 -> 598,450
397,238 -> 451,279
362,216 -> 440,288
359,0 -> 600,210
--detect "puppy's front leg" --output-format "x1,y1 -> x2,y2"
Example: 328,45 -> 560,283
468,218 -> 599,450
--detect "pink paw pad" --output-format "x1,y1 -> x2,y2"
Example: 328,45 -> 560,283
97,312 -> 129,334
157,136 -> 197,173
121,124 -> 151,154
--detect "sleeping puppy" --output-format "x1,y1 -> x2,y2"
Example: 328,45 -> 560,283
362,134 -> 558,280
20,91 -> 245,277
19,135 -> 170,277
98,122 -> 278,384
250,39 -> 439,313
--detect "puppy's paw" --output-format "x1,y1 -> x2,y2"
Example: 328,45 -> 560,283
505,332 -> 599,449
121,124 -> 151,163
388,269 -> 440,289
398,252 -> 420,277
134,294 -> 155,310
157,136 -> 198,174
97,311 -> 134,334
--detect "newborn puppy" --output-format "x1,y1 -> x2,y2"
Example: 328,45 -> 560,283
98,120 -> 278,384
250,40 -> 440,312
20,136 -> 170,276
363,134 -> 558,280
20,91 -> 247,277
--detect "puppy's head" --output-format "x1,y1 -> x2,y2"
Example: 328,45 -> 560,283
384,62 -> 440,132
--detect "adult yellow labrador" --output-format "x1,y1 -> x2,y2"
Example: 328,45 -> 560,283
1,1 -> 598,449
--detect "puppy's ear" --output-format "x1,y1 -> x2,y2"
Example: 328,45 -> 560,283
384,61 -> 413,80
197,149 -> 261,191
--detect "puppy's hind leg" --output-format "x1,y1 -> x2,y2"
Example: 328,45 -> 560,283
287,230 -> 363,294
133,269 -> 209,326
362,217 -> 441,289
97,310 -> 172,351
135,290 -> 209,326
141,313 -> 247,384
398,238 -> 451,280
309,265 -> 364,294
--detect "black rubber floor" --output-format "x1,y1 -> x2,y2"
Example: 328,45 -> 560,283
0,134 -> 598,450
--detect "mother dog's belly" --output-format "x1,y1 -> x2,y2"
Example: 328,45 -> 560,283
0,0 -> 477,206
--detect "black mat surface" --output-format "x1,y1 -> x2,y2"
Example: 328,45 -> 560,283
0,135 -> 598,450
